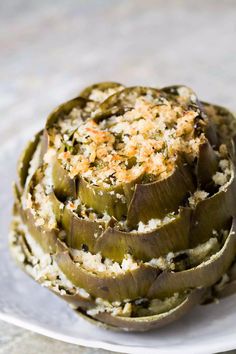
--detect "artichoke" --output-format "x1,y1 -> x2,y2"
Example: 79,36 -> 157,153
10,82 -> 236,332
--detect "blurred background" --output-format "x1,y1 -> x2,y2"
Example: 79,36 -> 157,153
1,0 -> 236,141
0,0 -> 236,353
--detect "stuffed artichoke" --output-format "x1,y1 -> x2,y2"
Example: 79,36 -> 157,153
10,82 -> 236,331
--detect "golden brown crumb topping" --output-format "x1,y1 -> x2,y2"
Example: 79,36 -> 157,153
51,94 -> 204,186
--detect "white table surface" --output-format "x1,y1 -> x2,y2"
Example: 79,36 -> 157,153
0,0 -> 236,352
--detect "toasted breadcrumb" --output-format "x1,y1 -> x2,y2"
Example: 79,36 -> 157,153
53,94 -> 203,187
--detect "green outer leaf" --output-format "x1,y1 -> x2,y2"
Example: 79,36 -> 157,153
49,190 -> 105,252
17,203 -> 58,254
18,130 -> 42,189
196,140 -> 218,187
190,163 -> 236,246
53,290 -> 93,310
12,182 -> 21,203
202,102 -> 236,129
52,158 -> 138,219
46,96 -> 88,129
78,177 -> 127,221
215,280 -> 236,299
52,159 -> 77,200
11,206 -> 207,332
228,261 -> 236,281
161,85 -> 198,105
55,245 -> 160,302
12,222 -> 35,262
95,208 -> 191,262
147,218 -> 236,299
202,101 -> 236,146
94,86 -> 160,121
79,82 -> 124,100
49,190 -> 192,262
40,129 -> 50,157
213,261 -> 236,299
127,158 -> 195,227
17,167 -> 59,254
77,164 -> 143,220
48,190 -> 64,221
90,288 -> 206,332
61,206 -> 103,251
10,221 -> 93,310
99,86 -> 160,109
161,85 -> 210,136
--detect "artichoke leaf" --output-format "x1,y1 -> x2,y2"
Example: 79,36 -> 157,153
78,168 -> 144,221
127,158 -> 195,227
17,170 -> 58,254
20,168 -> 60,253
202,102 -> 236,147
61,206 -> 104,252
215,280 -> 236,299
95,208 -> 191,262
161,86 -> 218,144
49,190 -> 105,252
148,218 -> 236,299
79,82 -> 124,100
90,288 -> 206,332
20,206 -> 58,254
54,291 -> 93,310
13,191 -> 58,256
12,182 -> 21,203
46,96 -> 89,129
162,85 -> 206,129
52,158 -> 77,200
212,261 -> 236,299
10,223 -> 93,310
196,140 -> 219,187
94,86 -> 160,121
78,177 -> 127,221
48,190 -> 64,221
55,245 -> 160,302
161,85 -> 199,106
190,162 -> 236,246
18,130 -> 43,189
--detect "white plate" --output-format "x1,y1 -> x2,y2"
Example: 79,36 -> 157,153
1,128 -> 236,354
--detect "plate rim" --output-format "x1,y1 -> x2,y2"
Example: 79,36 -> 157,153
1,312 -> 236,354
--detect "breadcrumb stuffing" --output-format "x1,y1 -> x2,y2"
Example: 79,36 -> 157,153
134,213 -> 175,232
11,217 -> 90,299
89,87 -> 123,102
32,183 -> 56,229
23,165 -> 56,229
70,250 -> 138,274
188,190 -> 209,207
87,297 -> 132,317
212,158 -> 231,187
51,92 -> 204,187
